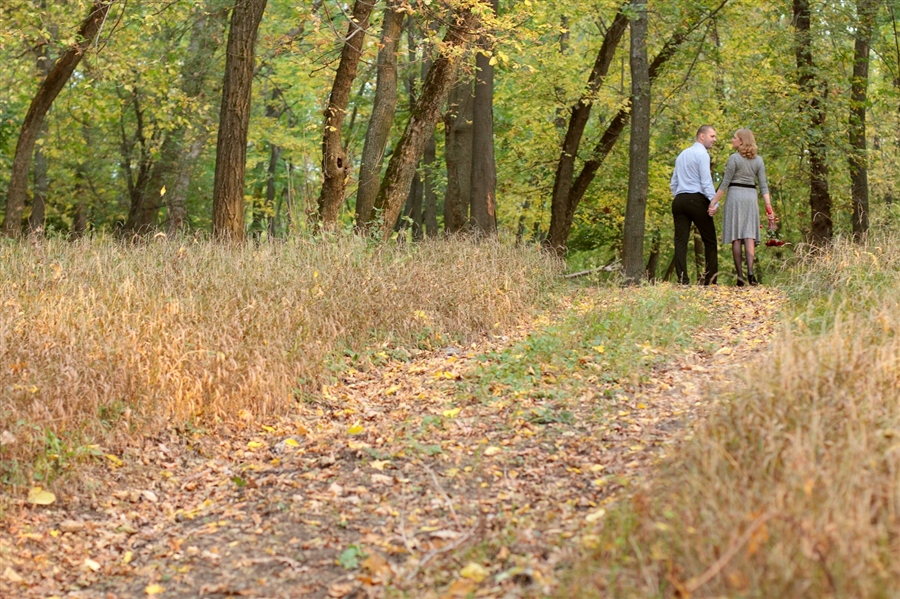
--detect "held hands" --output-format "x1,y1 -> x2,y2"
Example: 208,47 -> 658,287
708,202 -> 719,216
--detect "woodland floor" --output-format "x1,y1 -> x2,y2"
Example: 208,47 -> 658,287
0,285 -> 786,599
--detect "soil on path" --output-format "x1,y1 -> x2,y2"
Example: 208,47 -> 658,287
0,286 -> 785,599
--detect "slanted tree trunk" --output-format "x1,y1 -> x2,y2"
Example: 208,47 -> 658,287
850,0 -> 877,239
374,8 -> 478,241
546,0 -> 729,256
211,0 -> 268,241
470,0 -> 498,236
443,76 -> 474,234
316,0 -> 375,230
356,2 -> 403,228
3,0 -> 113,237
547,4 -> 628,254
793,0 -> 832,244
622,0 -> 650,284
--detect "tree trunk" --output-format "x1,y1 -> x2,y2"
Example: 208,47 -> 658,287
316,0 -> 375,230
28,26 -> 53,237
622,0 -> 650,284
546,0 -> 729,256
443,76 -> 474,234
167,135 -> 206,233
3,0 -> 113,237
355,2 -> 403,228
470,0 -> 498,236
212,0 -> 268,241
123,4 -> 227,235
850,0 -> 877,240
423,130 -> 438,237
793,0 -> 832,244
547,4 -> 628,253
165,4 -> 228,233
646,232 -> 660,282
29,124 -> 48,236
374,9 -> 478,240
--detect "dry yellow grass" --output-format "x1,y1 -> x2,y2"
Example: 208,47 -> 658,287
0,235 -> 560,482
567,234 -> 900,598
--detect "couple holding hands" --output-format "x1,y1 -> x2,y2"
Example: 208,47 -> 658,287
670,125 -> 776,286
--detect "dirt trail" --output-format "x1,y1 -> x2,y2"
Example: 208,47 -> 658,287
0,286 -> 785,599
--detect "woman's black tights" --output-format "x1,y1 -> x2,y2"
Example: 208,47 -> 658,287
732,238 -> 756,284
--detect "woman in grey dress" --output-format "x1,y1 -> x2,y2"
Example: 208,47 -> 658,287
707,129 -> 776,286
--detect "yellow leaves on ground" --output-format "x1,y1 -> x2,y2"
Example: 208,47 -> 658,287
483,446 -> 501,456
145,583 -> 165,595
459,562 -> 489,583
347,423 -> 365,435
106,454 -> 124,467
27,486 -> 55,505
442,407 -> 461,418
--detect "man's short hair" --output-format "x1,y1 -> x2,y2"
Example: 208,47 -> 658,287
696,125 -> 714,138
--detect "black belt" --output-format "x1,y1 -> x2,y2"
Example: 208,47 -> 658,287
729,183 -> 756,189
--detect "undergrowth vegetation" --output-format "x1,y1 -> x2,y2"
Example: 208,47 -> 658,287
470,285 -> 715,404
566,232 -> 900,597
0,235 -> 559,484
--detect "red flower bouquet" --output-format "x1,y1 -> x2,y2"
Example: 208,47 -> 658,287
764,226 -> 785,247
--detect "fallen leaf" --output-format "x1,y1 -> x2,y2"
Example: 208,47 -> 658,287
483,446 -> 501,456
348,423 -> 365,435
145,583 -> 165,595
459,562 -> 489,583
84,558 -> 101,572
59,520 -> 83,533
3,567 -> 23,583
442,408 -> 461,418
585,508 -> 606,523
106,454 -> 124,467
27,487 -> 56,505
327,581 -> 357,597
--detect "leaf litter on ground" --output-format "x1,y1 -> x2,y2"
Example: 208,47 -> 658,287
0,285 -> 785,598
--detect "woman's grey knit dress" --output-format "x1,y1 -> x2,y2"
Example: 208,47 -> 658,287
719,153 -> 769,244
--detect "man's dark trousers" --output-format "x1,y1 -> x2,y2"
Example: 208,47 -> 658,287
672,192 -> 718,285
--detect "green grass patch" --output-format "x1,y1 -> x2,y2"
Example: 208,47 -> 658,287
469,284 -> 717,404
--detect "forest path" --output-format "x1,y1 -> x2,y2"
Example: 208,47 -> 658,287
1,286 -> 786,599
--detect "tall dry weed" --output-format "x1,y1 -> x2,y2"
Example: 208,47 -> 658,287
570,233 -> 900,597
0,235 -> 560,480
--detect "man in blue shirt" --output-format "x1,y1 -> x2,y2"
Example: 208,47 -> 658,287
670,125 -> 718,285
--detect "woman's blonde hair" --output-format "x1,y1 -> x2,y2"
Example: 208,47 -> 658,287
735,128 -> 758,159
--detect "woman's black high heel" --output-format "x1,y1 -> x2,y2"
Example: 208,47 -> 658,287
736,277 -> 745,287
748,273 -> 758,286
